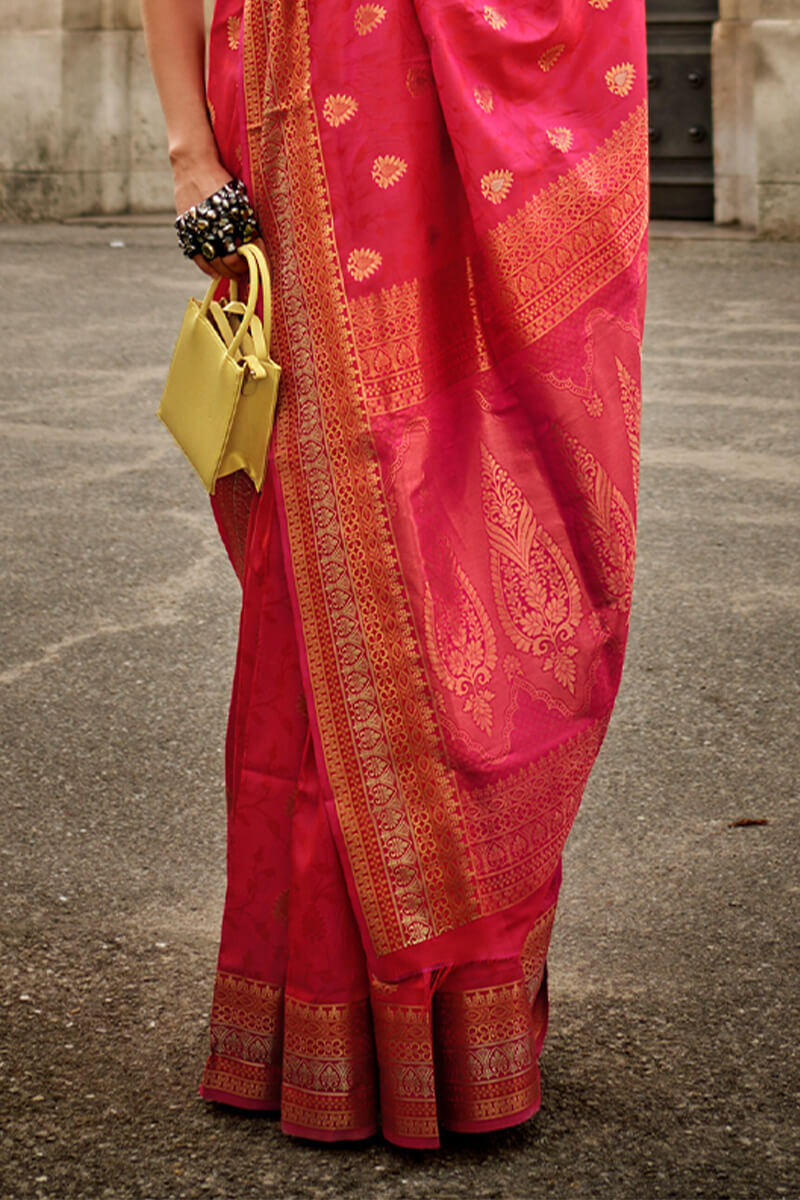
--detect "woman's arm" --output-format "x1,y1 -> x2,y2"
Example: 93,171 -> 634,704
141,0 -> 250,278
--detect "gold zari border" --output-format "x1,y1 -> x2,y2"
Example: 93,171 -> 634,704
243,0 -> 476,955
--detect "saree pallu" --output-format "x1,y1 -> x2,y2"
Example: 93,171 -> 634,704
200,0 -> 648,1148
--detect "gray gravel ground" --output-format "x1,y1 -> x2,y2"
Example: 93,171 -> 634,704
1,223 -> 798,1200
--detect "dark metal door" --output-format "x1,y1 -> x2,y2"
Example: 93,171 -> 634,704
646,0 -> 718,219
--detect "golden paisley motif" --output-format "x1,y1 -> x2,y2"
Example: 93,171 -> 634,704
347,247 -> 383,282
589,0 -> 614,8
606,62 -> 636,97
538,44 -> 565,72
322,93 -> 358,127
481,447 -> 583,695
553,430 -> 636,615
547,126 -> 574,153
372,155 -> 408,189
354,4 -> 387,35
481,169 -> 514,205
424,547 -> 497,735
227,15 -> 241,50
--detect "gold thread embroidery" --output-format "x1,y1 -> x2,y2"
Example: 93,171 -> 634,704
245,2 -> 433,952
349,256 -> 490,415
281,994 -> 377,1134
370,982 -> 439,1143
351,108 -> 647,417
483,6 -> 508,30
465,719 -> 608,911
553,429 -> 636,615
227,15 -> 241,49
372,155 -> 408,189
615,356 -> 641,497
424,548 -> 497,735
605,62 -> 636,97
354,4 -> 387,35
244,0 -> 477,952
480,104 -> 648,357
538,44 -> 565,72
436,977 -> 538,1126
200,972 -> 283,1106
520,904 -> 557,1004
533,307 -> 643,419
322,93 -> 358,127
474,86 -> 495,113
547,126 -> 574,153
347,247 -> 383,282
481,446 -> 583,695
589,0 -> 614,8
481,169 -> 514,205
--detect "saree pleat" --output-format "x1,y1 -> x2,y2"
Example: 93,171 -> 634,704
201,0 -> 648,1146
200,472 -> 559,1146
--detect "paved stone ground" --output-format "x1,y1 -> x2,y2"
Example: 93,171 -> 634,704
1,224 -> 798,1200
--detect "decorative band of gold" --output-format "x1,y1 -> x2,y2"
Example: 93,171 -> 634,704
201,925 -> 553,1138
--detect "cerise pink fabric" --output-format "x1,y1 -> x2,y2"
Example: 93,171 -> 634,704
197,0 -> 648,1147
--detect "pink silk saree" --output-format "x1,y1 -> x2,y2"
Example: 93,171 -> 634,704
199,0 -> 648,1148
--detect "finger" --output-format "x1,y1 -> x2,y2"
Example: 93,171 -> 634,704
219,250 -> 250,277
192,254 -> 237,281
192,255 -> 220,280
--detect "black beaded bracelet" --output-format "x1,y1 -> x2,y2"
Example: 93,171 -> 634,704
175,179 -> 260,261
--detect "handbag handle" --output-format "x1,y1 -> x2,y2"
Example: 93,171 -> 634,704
198,243 -> 274,362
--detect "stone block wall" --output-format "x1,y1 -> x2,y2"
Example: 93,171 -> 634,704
0,0 -> 181,220
713,0 -> 800,236
1,0 -> 799,235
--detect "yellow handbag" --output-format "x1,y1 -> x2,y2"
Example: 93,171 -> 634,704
158,243 -> 280,494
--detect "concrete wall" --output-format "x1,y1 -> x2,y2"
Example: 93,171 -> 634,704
713,0 -> 800,236
0,0 -> 201,220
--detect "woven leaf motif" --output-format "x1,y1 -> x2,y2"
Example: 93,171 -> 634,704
554,431 -> 636,616
481,169 -> 513,205
227,16 -> 240,49
547,126 -> 574,153
354,4 -> 387,35
424,548 -> 497,735
538,44 -> 565,72
372,155 -> 408,189
347,248 -> 383,282
482,446 -> 583,695
323,94 -> 358,127
605,62 -> 636,96
615,356 -> 641,496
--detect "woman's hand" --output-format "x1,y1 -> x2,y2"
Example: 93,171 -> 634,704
140,0 -> 267,282
172,153 -> 267,282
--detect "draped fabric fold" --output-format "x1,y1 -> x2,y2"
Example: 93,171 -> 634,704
201,0 -> 648,1145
